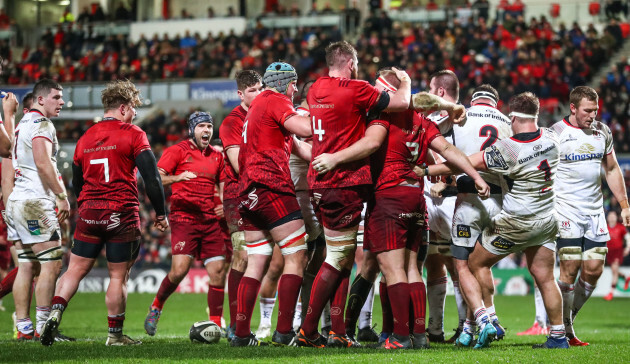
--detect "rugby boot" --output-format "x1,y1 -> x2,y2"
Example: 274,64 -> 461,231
55,331 -> 76,342
473,323 -> 497,349
327,331 -> 362,348
40,309 -> 63,346
412,332 -> 430,349
446,327 -> 462,343
379,333 -> 412,349
296,329 -> 327,348
357,325 -> 380,342
567,334 -> 589,346
533,336 -> 570,349
454,331 -> 474,348
106,333 -> 142,346
16,330 -> 35,341
320,325 -> 331,340
378,331 -> 391,345
230,333 -> 268,347
427,331 -> 445,344
517,322 -> 547,336
144,308 -> 161,336
271,330 -> 298,347
492,320 -> 506,340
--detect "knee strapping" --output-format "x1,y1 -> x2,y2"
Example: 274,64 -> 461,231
278,226 -> 308,255
558,246 -> 583,261
36,246 -> 63,263
17,247 -> 37,263
582,246 -> 608,261
246,238 -> 273,256
324,243 -> 356,271
231,231 -> 246,251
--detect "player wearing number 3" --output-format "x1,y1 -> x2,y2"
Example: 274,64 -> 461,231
40,80 -> 168,346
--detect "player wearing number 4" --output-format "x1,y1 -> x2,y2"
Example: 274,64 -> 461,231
40,80 -> 168,346
144,111 -> 226,337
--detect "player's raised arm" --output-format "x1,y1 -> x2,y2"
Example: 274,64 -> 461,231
382,67 -> 411,112
0,92 -> 18,157
412,92 -> 466,124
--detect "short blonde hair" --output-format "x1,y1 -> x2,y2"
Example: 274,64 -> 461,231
101,79 -> 142,111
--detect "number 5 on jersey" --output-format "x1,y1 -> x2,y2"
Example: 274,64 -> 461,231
91,158 -> 110,182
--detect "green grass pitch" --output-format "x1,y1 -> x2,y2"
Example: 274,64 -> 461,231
0,293 -> 628,363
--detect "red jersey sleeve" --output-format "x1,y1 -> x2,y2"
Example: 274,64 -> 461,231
368,118 -> 390,130
220,117 -> 243,151
423,115 -> 442,145
271,94 -> 297,126
217,153 -> 226,183
157,145 -> 181,175
131,127 -> 151,159
352,80 -> 382,112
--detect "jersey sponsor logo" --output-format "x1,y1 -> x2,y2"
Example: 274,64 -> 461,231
533,144 -> 542,151
247,188 -> 258,209
107,213 -> 121,231
184,156 -> 193,163
398,212 -> 424,220
485,146 -> 508,170
490,236 -> 515,250
81,217 -> 109,225
565,143 -> 603,161
597,228 -> 607,236
27,220 -> 41,235
311,193 -> 322,205
457,224 -> 471,238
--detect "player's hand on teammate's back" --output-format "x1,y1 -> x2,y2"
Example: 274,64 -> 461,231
2,92 -> 18,115
621,208 -> 630,227
214,204 -> 224,219
474,178 -> 490,198
312,153 -> 339,175
430,181 -> 447,198
154,215 -> 169,232
56,198 -> 70,222
177,171 -> 197,182
448,104 -> 466,124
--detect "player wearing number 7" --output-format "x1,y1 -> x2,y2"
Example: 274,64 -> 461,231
40,80 -> 168,346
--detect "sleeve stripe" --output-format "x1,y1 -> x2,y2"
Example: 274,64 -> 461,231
32,136 -> 53,143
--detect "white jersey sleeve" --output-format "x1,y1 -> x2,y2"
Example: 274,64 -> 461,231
452,104 -> 512,187
290,106 -> 310,191
10,113 -> 60,202
550,119 -> 613,215
483,128 -> 559,218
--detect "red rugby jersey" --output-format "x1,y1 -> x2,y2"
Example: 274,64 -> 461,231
607,223 -> 628,250
219,105 -> 247,201
73,118 -> 151,211
158,140 -> 224,219
307,76 -> 382,189
370,110 -> 441,191
238,90 -> 296,195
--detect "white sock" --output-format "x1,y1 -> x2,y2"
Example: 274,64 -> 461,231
534,286 -> 548,327
258,297 -> 275,328
16,317 -> 34,334
573,278 -> 595,321
557,280 -> 575,336
453,281 -> 467,329
320,302 -> 331,328
549,324 -> 566,339
358,285 -> 375,329
473,307 -> 489,328
463,318 -> 476,335
486,304 -> 498,323
427,276 -> 447,335
36,306 -> 51,335
293,301 -> 302,332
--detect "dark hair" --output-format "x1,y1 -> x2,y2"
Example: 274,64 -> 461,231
325,40 -> 357,68
32,79 -> 63,99
509,92 -> 539,116
236,70 -> 262,91
569,86 -> 598,108
472,84 -> 499,102
22,92 -> 34,110
430,70 -> 459,99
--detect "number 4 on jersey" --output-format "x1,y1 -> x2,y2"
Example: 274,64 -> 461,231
312,116 -> 325,141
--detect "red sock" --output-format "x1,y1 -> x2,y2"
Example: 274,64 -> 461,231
235,276 -> 261,338
228,269 -> 244,327
152,276 -> 178,310
0,267 -> 17,299
51,296 -> 69,311
330,269 -> 350,335
301,262 -> 342,337
276,274 -> 303,334
387,282 -> 410,337
108,313 -> 125,334
380,281 -> 393,334
208,284 -> 224,325
410,282 -> 426,334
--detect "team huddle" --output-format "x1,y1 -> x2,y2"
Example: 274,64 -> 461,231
0,40 -> 628,350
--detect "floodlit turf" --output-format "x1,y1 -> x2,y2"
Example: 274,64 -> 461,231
0,293 -> 628,363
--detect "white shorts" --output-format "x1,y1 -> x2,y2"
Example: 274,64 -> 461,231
481,211 -> 557,255
425,193 -> 456,243
296,190 -> 321,242
451,193 -> 502,248
557,208 -> 609,243
5,199 -> 61,245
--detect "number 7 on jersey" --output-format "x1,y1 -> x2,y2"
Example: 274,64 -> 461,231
90,158 -> 110,182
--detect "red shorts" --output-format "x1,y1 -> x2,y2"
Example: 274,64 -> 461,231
0,243 -> 11,270
607,247 -> 623,266
170,216 -> 226,261
74,208 -> 141,244
239,184 -> 302,231
364,186 -> 426,253
220,218 -> 232,263
311,186 -> 370,230
223,198 -> 242,234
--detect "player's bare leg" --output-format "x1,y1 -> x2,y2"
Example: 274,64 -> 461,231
205,258 -> 227,326
377,248 -> 412,349
145,254 -> 194,336
526,245 -> 568,349
105,260 -> 140,346
605,260 -> 621,300
256,245 -> 283,339
27,240 -> 63,338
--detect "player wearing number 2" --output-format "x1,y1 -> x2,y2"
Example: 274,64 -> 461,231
447,84 -> 512,348
40,80 -> 168,346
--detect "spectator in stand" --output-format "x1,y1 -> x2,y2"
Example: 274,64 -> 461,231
427,0 -> 440,11
207,7 -> 215,18
59,6 -> 75,23
77,7 -> 92,24
115,3 -> 131,21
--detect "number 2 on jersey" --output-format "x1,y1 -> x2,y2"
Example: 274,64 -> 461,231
479,125 -> 498,150
90,158 -> 110,182
537,159 -> 551,181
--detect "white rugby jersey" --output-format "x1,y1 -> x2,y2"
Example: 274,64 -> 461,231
424,111 -> 453,193
550,118 -> 613,215
9,111 -> 60,201
483,128 -> 560,218
290,106 -> 310,191
452,104 -> 512,187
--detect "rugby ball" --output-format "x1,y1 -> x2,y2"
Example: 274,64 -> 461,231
189,320 -> 221,344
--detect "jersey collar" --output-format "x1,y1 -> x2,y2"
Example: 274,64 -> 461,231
510,129 -> 542,143
28,109 -> 45,117
563,116 -> 581,129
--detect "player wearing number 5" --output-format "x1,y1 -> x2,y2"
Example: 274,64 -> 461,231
40,80 -> 168,346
